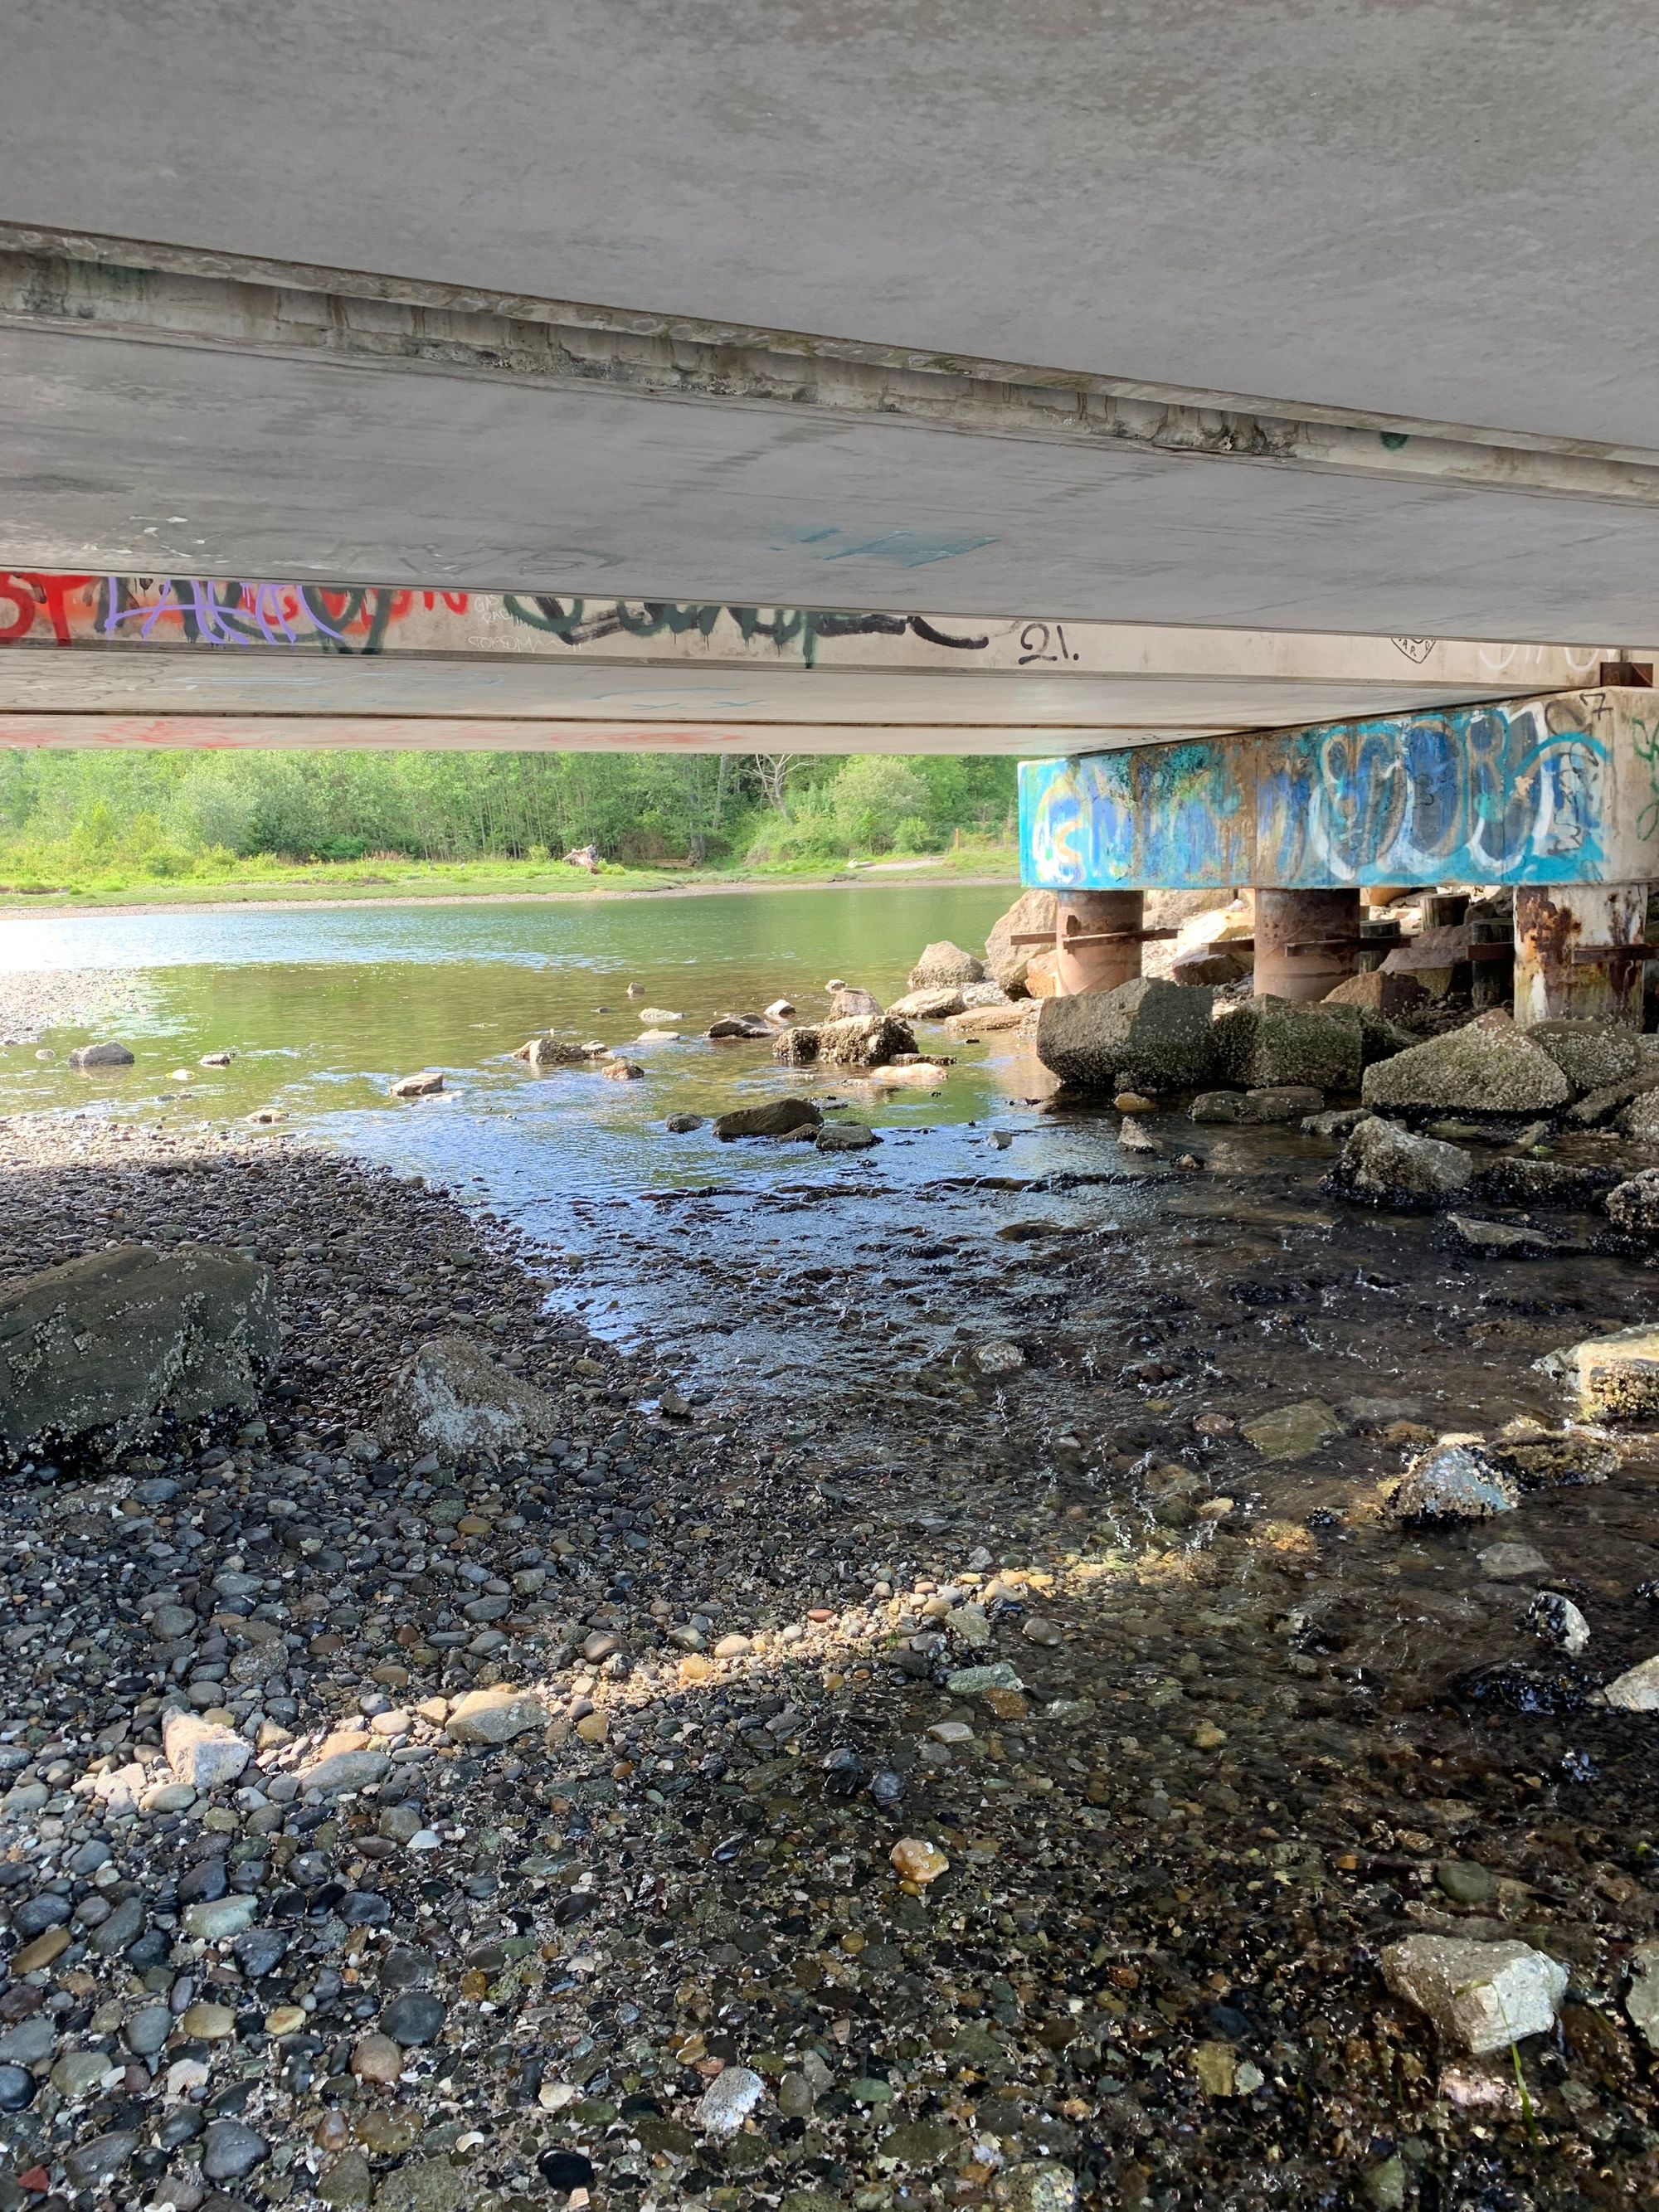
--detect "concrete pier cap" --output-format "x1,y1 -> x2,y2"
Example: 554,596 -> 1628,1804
1016,687 -> 1659,1027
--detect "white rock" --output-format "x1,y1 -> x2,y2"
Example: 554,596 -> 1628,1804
694,2063 -> 766,2135
1389,1442 -> 1518,1524
1382,1935 -> 1568,2054
975,1340 -> 1025,1375
163,1712 -> 251,1792
1523,1591 -> 1590,1655
1594,1653 -> 1659,1710
1627,1937 -> 1659,2052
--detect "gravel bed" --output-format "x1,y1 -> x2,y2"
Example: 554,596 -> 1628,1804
0,1116 -> 1657,2212
0,973 -> 154,1049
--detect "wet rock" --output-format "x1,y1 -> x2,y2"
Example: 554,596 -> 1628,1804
890,1837 -> 950,1884
1117,1116 -> 1157,1155
183,1896 -> 258,1939
391,1330 -> 562,1458
445,1686 -> 547,1743
1361,1010 -> 1571,1115
706,1013 -> 776,1040
1036,978 -> 1218,1092
1327,1116 -> 1472,1208
1436,1859 -> 1500,1905
1488,1428 -> 1617,1489
909,941 -> 985,990
713,1097 -> 823,1140
828,982 -> 884,1018
775,1015 -> 917,1068
1605,1168 -> 1659,1235
164,1711 -> 252,1791
995,2161 -> 1077,2212
374,2157 -> 466,2212
816,1121 -> 880,1152
389,1071 -> 445,1098
695,2063 -> 766,2134
974,1339 -> 1025,1375
1524,1591 -> 1589,1653
1382,1934 -> 1568,2053
1389,1442 -> 1519,1523
1627,1939 -> 1659,2052
0,2064 -> 34,2112
664,1112 -> 705,1132
319,2152 -> 375,2208
535,2151 -> 597,2196
1528,1018 -> 1642,1093
1537,1323 -> 1659,1422
1241,1400 -> 1342,1461
985,889 -> 1057,997
1472,1157 -> 1620,1208
1443,1213 -> 1553,1257
202,2122 -> 268,2183
0,1243 -> 280,1463
381,1991 -> 446,2044
63,2131 -> 140,2188
1595,1654 -> 1659,1710
1214,997 -> 1362,1090
1479,1540 -> 1553,1581
603,1057 -> 645,1081
68,1041 -> 135,1069
521,1035 -> 599,1069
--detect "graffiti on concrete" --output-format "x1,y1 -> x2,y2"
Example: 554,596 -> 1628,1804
1262,698 -> 1607,884
1021,695 -> 1618,891
0,573 -> 991,671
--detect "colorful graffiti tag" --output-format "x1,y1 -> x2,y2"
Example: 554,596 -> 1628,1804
0,573 -> 990,670
1020,697 -> 1618,890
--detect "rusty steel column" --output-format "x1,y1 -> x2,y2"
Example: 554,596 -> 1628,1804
1252,887 -> 1362,1002
1513,883 -> 1650,1027
1054,890 -> 1144,994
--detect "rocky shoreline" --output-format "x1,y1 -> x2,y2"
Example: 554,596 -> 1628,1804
0,973 -> 155,1051
2,1029 -> 1659,2208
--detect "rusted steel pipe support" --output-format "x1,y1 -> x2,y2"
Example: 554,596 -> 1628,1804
1053,891 -> 1145,994
1252,888 -> 1362,1002
1514,883 -> 1650,1026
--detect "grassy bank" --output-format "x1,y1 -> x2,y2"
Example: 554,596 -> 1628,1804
0,843 -> 1021,913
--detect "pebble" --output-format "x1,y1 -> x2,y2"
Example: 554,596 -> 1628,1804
890,1836 -> 951,1884
694,2063 -> 766,2134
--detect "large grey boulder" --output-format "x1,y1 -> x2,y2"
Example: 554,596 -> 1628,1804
1361,1009 -> 1571,1115
908,941 -> 985,990
1528,1019 -> 1642,1094
0,1245 -> 280,1465
774,1015 -> 916,1068
1035,978 -> 1218,1092
1326,1116 -> 1473,1208
389,1332 -> 562,1461
888,985 -> 966,1021
68,1041 -> 136,1070
1213,998 -> 1366,1090
985,889 -> 1057,997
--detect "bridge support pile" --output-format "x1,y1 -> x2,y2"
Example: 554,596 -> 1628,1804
1018,688 -> 1659,1028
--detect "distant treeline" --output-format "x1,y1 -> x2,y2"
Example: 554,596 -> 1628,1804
0,749 -> 1017,879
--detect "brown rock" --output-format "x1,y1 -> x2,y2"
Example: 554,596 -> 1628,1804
1323,969 -> 1429,1018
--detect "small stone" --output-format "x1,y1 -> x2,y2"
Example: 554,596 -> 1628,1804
374,2156 -> 467,2212
995,2161 -> 1078,2212
975,1339 -> 1025,1375
51,2049 -> 114,2100
1241,1400 -> 1342,1461
390,1071 -> 445,1097
202,2121 -> 269,2182
1626,1937 -> 1659,2052
1524,1590 -> 1590,1654
179,2002 -> 237,2040
890,1837 -> 950,1885
0,2064 -> 35,2112
163,1710 -> 251,1791
1595,1653 -> 1659,1710
1192,1722 -> 1227,1749
1192,2040 -> 1237,2095
1019,1615 -> 1063,1646
125,2005 -> 173,2057
695,2063 -> 766,2135
1364,2156 -> 1408,2212
352,2033 -> 404,2084
183,1895 -> 258,1939
535,2151 -> 598,2196
946,1661 -> 1024,1694
63,2131 -> 139,2189
444,1686 -> 547,1743
265,2005 -> 307,2036
1389,1441 -> 1519,1523
381,1991 -> 445,2045
1435,1859 -> 1499,1906
713,1631 -> 753,1658
1477,1540 -> 1552,1581
301,1745 -> 392,1794
319,2151 -> 375,2209
777,2069 -> 817,2117
1382,1934 -> 1568,2053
